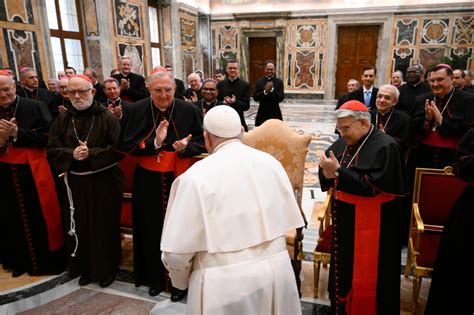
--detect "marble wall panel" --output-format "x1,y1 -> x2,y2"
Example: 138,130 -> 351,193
87,39 -> 103,81
3,28 -> 42,79
421,19 -> 449,45
117,42 -> 144,75
419,48 -> 446,69
395,19 -> 418,45
114,0 -> 142,38
295,51 -> 315,88
0,0 -> 34,24
389,12 -> 474,82
449,47 -> 472,69
182,49 -> 195,78
211,22 -> 239,73
83,0 -> 99,36
162,5 -> 172,45
452,16 -> 473,45
285,20 -> 327,93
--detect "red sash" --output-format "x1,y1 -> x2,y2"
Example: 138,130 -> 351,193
421,131 -> 458,149
335,191 -> 395,315
137,151 -> 192,177
0,147 -> 64,251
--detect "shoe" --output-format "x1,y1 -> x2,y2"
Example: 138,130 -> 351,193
170,288 -> 188,302
12,270 -> 25,278
148,286 -> 163,297
99,274 -> 116,288
78,275 -> 91,286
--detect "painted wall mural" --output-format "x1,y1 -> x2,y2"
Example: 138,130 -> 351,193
212,23 -> 239,72
179,9 -> 198,78
117,42 -> 144,75
3,28 -> 42,79
0,0 -> 34,24
114,0 -> 142,38
389,13 -> 474,82
83,0 -> 99,36
180,18 -> 196,47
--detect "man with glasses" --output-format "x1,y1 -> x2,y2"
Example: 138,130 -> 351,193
253,61 -> 284,126
217,60 -> 250,131
47,74 -> 124,288
319,100 -> 407,314
0,70 -> 65,278
193,78 -> 223,116
120,70 -> 205,299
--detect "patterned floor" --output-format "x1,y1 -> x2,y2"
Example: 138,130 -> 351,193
0,100 -> 430,314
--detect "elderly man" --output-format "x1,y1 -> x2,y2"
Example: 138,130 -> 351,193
17,67 -> 54,106
390,70 -> 404,88
112,56 -> 148,102
217,60 -> 250,131
83,68 -> 107,103
371,84 -> 411,151
193,78 -> 223,116
47,78 -> 60,95
337,79 -> 360,108
164,65 -> 185,100
48,78 -> 72,118
411,64 -> 474,169
120,70 -> 205,298
0,71 -> 65,278
47,75 -> 124,288
319,100 -> 407,314
253,61 -> 285,126
183,72 -> 202,102
101,77 -> 131,120
161,106 -> 303,314
337,66 -> 379,109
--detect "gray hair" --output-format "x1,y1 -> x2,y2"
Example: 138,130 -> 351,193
335,109 -> 371,123
19,67 -> 36,78
392,70 -> 404,81
379,84 -> 400,100
348,79 -> 359,88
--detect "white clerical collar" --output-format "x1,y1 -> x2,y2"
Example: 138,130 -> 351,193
213,138 -> 240,153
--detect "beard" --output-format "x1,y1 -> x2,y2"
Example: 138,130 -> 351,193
71,97 -> 93,111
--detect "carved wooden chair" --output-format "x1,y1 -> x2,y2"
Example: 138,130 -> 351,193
242,119 -> 310,296
313,188 -> 333,298
404,166 -> 467,312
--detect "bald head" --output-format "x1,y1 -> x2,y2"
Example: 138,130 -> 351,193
187,73 -> 202,91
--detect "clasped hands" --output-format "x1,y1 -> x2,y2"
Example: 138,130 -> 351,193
319,150 -> 340,179
264,81 -> 273,93
223,95 -> 236,105
73,140 -> 89,161
155,119 -> 192,152
0,118 -> 18,146
424,99 -> 442,126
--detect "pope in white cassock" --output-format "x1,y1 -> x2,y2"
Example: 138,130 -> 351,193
161,106 -> 304,314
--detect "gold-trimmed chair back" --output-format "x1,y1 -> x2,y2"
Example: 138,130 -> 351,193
243,119 -> 310,296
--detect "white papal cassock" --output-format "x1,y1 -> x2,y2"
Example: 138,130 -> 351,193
161,139 -> 304,314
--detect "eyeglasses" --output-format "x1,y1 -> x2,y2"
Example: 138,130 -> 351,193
202,87 -> 217,92
0,84 -> 15,94
335,120 -> 359,134
67,89 -> 92,97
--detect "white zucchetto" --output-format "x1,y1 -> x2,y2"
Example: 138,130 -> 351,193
204,106 -> 241,138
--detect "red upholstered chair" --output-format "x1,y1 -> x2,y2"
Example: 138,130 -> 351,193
404,166 -> 467,312
242,119 -> 310,297
313,188 -> 332,298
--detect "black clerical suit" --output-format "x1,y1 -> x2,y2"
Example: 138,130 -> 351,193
253,76 -> 284,126
0,96 -> 65,276
174,78 -> 186,100
425,128 -> 474,315
411,88 -> 474,169
370,108 -> 412,152
397,81 -> 430,115
112,72 -> 148,102
93,82 -> 107,104
120,97 -> 205,291
217,77 -> 250,131
337,87 -> 379,109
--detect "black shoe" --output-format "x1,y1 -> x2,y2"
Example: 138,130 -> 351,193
170,288 -> 188,302
78,275 -> 91,286
99,274 -> 116,288
148,286 -> 163,297
12,270 -> 25,278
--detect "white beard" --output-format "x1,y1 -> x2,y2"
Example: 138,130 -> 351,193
71,99 -> 93,111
